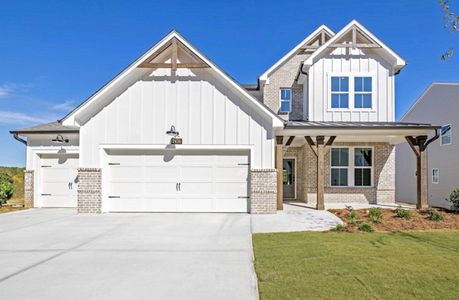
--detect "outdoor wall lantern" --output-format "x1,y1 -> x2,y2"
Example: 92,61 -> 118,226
52,134 -> 69,144
166,125 -> 182,144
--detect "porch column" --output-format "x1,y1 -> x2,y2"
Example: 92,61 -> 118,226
275,136 -> 283,210
405,133 -> 439,210
316,136 -> 325,210
305,135 -> 336,210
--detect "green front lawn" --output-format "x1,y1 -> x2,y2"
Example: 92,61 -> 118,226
253,231 -> 459,300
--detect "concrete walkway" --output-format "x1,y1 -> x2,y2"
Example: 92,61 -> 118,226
251,202 -> 343,233
0,209 -> 257,300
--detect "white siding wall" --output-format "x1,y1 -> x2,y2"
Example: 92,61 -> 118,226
396,84 -> 459,208
307,48 -> 394,122
80,74 -> 275,169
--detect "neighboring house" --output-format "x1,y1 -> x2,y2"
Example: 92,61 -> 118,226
11,20 -> 439,214
396,83 -> 459,209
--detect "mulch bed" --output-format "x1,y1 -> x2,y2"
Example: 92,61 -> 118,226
329,208 -> 459,232
0,205 -> 26,214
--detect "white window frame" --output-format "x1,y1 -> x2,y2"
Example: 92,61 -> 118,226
279,88 -> 292,113
432,168 -> 440,184
329,146 -> 374,188
354,76 -> 373,109
327,73 -> 376,112
440,124 -> 452,146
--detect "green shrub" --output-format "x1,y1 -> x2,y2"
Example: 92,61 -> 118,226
368,208 -> 383,224
358,222 -> 375,232
395,208 -> 412,220
348,211 -> 361,225
428,210 -> 444,221
332,224 -> 345,231
447,188 -> 459,210
0,173 -> 14,206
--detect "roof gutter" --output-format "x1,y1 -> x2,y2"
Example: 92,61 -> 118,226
12,133 -> 27,145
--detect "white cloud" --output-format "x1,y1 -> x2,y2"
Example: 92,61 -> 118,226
51,100 -> 75,111
0,84 -> 14,98
0,111 -> 54,125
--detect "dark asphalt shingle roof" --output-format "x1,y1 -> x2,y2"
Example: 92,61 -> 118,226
10,121 -> 80,134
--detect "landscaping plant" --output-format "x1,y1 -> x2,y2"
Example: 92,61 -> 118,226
0,173 -> 14,206
368,207 -> 383,224
428,210 -> 444,221
395,208 -> 412,220
333,224 -> 344,231
358,222 -> 375,232
447,188 -> 459,210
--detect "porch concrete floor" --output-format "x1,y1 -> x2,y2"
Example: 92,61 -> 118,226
251,202 -> 343,233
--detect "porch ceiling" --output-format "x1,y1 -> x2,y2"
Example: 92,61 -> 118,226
278,121 -> 440,145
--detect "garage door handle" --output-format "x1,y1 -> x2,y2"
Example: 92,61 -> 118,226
176,183 -> 181,191
41,193 -> 52,196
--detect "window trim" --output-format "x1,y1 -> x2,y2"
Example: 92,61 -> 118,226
440,124 -> 452,146
327,73 -> 376,112
432,168 -> 440,184
329,146 -> 374,188
279,88 -> 292,113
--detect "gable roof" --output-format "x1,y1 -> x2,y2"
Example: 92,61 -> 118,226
302,20 -> 406,74
61,30 -> 284,128
400,82 -> 459,121
258,25 -> 334,82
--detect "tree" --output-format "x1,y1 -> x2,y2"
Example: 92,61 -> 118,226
440,0 -> 459,60
0,173 -> 14,206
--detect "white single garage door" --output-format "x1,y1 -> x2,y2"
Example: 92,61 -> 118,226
40,154 -> 79,207
106,149 -> 249,212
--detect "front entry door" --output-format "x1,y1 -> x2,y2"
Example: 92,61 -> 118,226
283,159 -> 295,199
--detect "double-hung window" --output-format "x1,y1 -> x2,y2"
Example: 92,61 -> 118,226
280,88 -> 292,113
354,77 -> 372,108
440,124 -> 452,145
331,77 -> 349,109
354,148 -> 372,186
331,148 -> 349,186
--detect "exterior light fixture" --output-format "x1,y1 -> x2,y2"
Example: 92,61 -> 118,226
52,135 -> 69,144
166,125 -> 182,144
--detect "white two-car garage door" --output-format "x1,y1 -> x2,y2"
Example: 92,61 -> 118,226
106,150 -> 249,212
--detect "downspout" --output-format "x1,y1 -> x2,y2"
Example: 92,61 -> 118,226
12,133 -> 27,145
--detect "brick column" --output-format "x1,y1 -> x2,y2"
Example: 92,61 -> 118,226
24,170 -> 34,208
77,168 -> 102,213
250,169 -> 277,214
376,144 -> 396,205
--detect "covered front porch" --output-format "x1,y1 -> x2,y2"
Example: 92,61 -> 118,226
274,121 -> 440,210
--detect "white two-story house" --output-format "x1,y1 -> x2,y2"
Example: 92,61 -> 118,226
11,20 -> 439,214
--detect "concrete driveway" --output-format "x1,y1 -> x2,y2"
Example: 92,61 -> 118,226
0,209 -> 257,300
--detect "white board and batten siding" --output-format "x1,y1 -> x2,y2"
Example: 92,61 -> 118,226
80,73 -> 275,169
307,48 -> 395,122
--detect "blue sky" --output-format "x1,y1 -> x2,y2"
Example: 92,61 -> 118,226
1,0 -> 458,167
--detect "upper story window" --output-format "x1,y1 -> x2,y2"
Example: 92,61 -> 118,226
331,77 -> 349,108
354,77 -> 372,108
280,88 -> 292,113
440,124 -> 452,145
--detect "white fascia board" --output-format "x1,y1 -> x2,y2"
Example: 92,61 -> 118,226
63,31 -> 283,128
99,144 -> 254,151
303,20 -> 406,72
258,25 -> 335,82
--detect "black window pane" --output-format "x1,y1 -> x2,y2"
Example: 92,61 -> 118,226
331,149 -> 339,166
331,168 -> 339,186
340,169 -> 348,186
340,149 -> 349,166
363,169 -> 371,186
354,168 -> 362,186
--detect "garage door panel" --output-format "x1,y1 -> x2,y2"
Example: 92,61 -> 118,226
179,198 -> 213,212
180,166 -> 213,180
214,182 -> 248,195
110,182 -> 143,194
213,198 -> 248,212
179,182 -> 213,195
110,167 -> 143,178
145,166 -> 178,180
144,182 -> 177,194
215,167 -> 248,180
